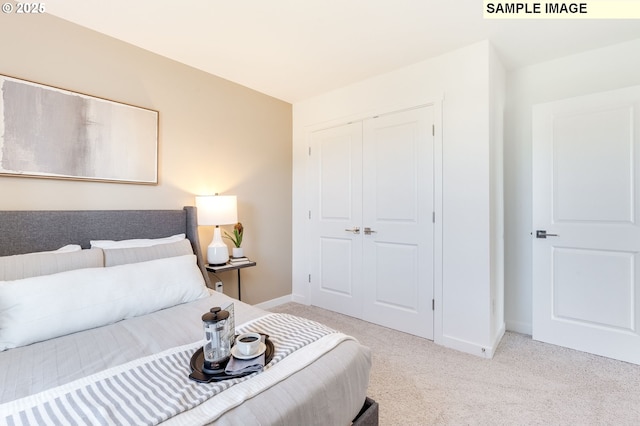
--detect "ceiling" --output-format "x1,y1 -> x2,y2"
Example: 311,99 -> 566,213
46,0 -> 640,103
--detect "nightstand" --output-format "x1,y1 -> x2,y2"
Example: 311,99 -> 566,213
206,260 -> 256,301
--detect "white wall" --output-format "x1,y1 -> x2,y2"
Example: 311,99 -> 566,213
293,41 -> 506,356
490,46 -> 506,344
505,38 -> 640,334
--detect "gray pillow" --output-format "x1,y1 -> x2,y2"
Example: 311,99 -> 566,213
103,239 -> 194,267
0,248 -> 105,281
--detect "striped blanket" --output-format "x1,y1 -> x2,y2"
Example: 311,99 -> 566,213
0,314 -> 352,426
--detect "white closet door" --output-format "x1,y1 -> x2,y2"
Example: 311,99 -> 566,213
361,107 -> 434,339
309,122 -> 364,318
309,107 -> 434,339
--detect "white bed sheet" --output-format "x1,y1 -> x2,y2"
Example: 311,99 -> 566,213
0,292 -> 371,425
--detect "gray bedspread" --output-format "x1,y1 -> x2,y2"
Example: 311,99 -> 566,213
0,292 -> 372,425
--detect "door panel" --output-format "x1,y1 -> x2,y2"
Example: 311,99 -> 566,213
553,106 -> 633,223
362,108 -> 434,339
372,242 -> 419,311
374,124 -> 418,221
533,86 -> 640,364
319,237 -> 354,296
309,123 -> 363,317
320,135 -> 354,220
553,248 -> 634,330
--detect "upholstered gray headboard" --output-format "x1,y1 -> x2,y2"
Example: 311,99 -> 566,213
0,206 -> 211,287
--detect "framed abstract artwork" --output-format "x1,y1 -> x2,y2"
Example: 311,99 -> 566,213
0,74 -> 158,184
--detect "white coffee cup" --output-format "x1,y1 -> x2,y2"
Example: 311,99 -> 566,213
235,332 -> 261,356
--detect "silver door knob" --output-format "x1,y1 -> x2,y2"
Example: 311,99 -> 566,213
345,227 -> 360,234
364,227 -> 377,235
535,230 -> 558,239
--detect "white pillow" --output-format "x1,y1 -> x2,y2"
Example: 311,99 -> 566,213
103,239 -> 193,267
10,244 -> 82,255
0,248 -> 104,281
52,244 -> 82,253
0,254 -> 208,351
90,233 -> 185,249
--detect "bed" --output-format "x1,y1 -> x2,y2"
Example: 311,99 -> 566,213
0,207 -> 377,425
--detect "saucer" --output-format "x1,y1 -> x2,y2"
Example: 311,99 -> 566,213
231,342 -> 267,359
189,338 -> 274,383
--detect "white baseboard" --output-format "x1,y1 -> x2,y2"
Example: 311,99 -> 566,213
440,335 -> 492,359
489,323 -> 506,358
254,294 -> 293,310
506,320 -> 532,336
440,322 -> 506,359
291,293 -> 308,305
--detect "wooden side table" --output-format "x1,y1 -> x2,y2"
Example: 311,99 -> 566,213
205,260 -> 256,301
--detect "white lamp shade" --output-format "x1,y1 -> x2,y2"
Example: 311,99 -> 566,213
195,195 -> 238,226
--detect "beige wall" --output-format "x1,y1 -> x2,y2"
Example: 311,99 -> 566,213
0,14 -> 292,304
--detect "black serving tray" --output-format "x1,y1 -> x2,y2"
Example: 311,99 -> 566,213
188,335 -> 274,383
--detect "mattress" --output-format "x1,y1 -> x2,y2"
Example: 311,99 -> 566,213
0,291 -> 372,425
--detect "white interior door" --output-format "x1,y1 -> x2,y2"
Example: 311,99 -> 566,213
309,122 -> 363,318
361,108 -> 434,339
532,86 -> 640,364
309,107 -> 434,339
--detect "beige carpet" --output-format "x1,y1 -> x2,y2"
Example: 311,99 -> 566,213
269,302 -> 640,425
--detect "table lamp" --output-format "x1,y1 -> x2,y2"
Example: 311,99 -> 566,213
196,194 -> 238,265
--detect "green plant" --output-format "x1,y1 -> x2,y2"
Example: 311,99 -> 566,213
223,222 -> 243,248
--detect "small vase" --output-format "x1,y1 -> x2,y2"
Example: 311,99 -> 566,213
232,247 -> 244,258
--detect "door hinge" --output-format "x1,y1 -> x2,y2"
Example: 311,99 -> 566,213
308,146 -> 311,156
432,124 -> 435,136
432,299 -> 435,310
308,210 -> 311,219
432,212 -> 435,223
308,274 -> 311,283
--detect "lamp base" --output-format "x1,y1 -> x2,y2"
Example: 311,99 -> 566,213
208,245 -> 229,265
207,227 -> 229,265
